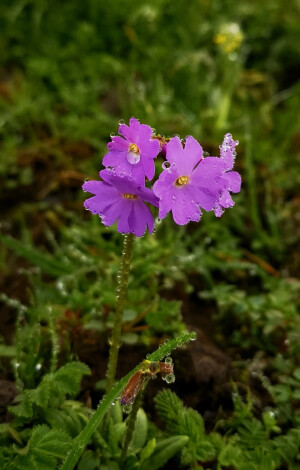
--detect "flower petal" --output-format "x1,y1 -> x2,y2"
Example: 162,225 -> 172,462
193,157 -> 227,179
166,136 -> 184,166
219,190 -> 234,208
128,200 -> 153,236
117,201 -> 134,234
171,187 -> 201,225
118,117 -> 140,142
107,136 -> 129,152
82,180 -> 117,196
175,136 -> 203,175
220,133 -> 238,170
136,186 -> 159,207
136,122 -> 152,144
192,186 -> 219,211
100,198 -> 125,226
223,171 -> 241,193
83,192 -> 118,215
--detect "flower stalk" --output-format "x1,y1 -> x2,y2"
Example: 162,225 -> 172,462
105,233 -> 135,393
119,377 -> 149,466
60,332 -> 196,470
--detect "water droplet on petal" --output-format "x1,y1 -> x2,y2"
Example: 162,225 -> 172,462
110,132 -> 115,137
162,161 -> 170,170
127,152 -> 141,165
118,119 -> 125,125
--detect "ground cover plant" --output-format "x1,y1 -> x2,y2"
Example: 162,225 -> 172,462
0,0 -> 300,469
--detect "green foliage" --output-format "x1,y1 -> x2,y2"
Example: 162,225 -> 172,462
10,362 -> 91,418
139,435 -> 189,470
0,0 -> 300,468
1,425 -> 72,470
155,389 -> 217,466
155,387 -> 300,469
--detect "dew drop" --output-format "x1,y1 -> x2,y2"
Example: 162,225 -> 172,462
165,373 -> 175,383
127,152 -> 141,165
123,403 -> 132,414
162,161 -> 171,170
110,132 -> 115,137
119,119 -> 125,125
165,357 -> 173,364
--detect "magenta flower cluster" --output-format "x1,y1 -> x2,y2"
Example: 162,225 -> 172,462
83,118 -> 241,236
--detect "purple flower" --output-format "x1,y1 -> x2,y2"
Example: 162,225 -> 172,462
153,134 -> 241,225
83,170 -> 158,236
214,133 -> 241,217
102,117 -> 160,182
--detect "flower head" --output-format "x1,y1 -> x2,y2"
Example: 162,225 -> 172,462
214,133 -> 241,217
102,117 -> 160,182
83,169 -> 158,236
214,23 -> 244,54
153,134 -> 241,225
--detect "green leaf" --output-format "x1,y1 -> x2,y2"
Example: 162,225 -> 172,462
293,368 -> 300,381
218,439 -> 242,466
155,388 -> 209,464
111,401 -> 123,424
130,409 -> 148,452
31,452 -> 57,470
113,422 -> 126,444
0,344 -> 16,357
30,425 -> 72,458
9,394 -> 33,418
0,234 -> 73,277
140,438 -> 156,463
78,450 -> 100,470
52,362 -> 91,396
30,383 -> 51,408
139,436 -> 189,470
154,389 -> 185,435
196,439 -> 216,461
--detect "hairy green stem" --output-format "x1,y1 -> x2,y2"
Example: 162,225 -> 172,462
119,378 -> 148,467
105,233 -> 135,393
60,331 -> 196,470
48,306 -> 59,373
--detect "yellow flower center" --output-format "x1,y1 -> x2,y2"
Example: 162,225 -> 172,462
122,193 -> 137,200
175,175 -> 189,186
128,143 -> 140,154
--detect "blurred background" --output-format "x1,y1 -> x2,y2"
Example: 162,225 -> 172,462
0,0 -> 300,464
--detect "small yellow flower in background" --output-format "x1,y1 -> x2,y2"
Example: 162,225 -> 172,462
214,23 -> 244,54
